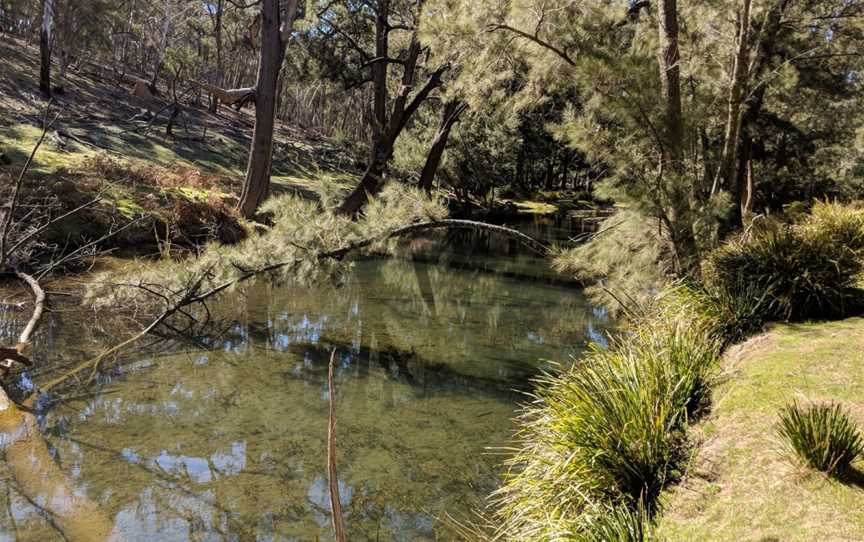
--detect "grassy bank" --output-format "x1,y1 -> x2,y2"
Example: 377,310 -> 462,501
657,318 -> 864,541
480,202 -> 864,541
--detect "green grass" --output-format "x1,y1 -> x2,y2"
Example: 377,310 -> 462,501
657,318 -> 864,541
778,401 -> 864,475
489,296 -> 723,540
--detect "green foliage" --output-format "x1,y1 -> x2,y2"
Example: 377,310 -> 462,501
777,401 -> 864,476
705,202 -> 864,321
491,297 -> 721,540
576,503 -> 660,542
553,209 -> 669,312
87,183 -> 448,309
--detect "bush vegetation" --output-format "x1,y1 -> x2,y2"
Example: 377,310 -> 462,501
490,289 -> 722,540
489,202 -> 864,540
705,202 -> 864,321
778,401 -> 864,476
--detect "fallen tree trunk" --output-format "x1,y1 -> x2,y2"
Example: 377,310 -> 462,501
188,80 -> 256,108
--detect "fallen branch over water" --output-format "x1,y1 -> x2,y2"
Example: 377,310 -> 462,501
24,218 -> 546,403
323,218 -> 548,259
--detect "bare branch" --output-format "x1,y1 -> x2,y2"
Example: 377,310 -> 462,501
1,102 -> 61,265
487,23 -> 576,67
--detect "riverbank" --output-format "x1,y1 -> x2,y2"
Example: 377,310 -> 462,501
657,317 -> 864,541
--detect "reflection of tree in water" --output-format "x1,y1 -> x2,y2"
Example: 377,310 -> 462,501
0,257 -> 611,540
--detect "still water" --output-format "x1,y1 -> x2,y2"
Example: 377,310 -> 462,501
0,226 -> 610,541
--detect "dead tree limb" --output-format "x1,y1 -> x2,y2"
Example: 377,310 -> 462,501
15,272 -> 44,348
323,219 -> 549,259
188,80 -> 256,109
327,349 -> 348,542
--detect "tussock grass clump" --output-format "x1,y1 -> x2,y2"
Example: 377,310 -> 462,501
576,503 -> 660,542
705,201 -> 864,321
778,401 -> 864,476
491,300 -> 721,540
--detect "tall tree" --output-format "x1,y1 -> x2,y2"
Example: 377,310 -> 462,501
321,0 -> 449,215
39,0 -> 53,95
237,0 -> 301,217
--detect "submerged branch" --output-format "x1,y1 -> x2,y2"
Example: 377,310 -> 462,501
15,272 -> 44,348
327,349 -> 348,542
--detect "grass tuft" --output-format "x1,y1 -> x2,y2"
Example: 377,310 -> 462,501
490,298 -> 721,539
777,401 -> 864,476
705,201 -> 864,321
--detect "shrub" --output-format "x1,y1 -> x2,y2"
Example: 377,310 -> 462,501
705,202 -> 864,321
777,401 -> 864,476
491,302 -> 721,539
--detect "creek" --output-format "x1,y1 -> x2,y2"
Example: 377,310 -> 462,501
0,216 -> 611,541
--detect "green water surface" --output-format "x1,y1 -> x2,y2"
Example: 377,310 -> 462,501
1,250 -> 609,541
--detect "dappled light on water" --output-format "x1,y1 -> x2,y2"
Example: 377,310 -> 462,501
0,255 -> 609,540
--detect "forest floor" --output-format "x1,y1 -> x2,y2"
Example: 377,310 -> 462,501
0,35 -> 362,253
658,318 -> 864,541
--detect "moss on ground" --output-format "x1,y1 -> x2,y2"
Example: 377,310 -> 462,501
658,318 -> 864,542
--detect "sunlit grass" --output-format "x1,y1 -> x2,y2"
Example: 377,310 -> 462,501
778,401 -> 864,476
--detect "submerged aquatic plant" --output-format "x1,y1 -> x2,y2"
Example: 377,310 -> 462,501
778,401 -> 864,476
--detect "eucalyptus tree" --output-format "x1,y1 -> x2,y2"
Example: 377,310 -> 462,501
236,0 -> 302,217
303,0 -> 452,215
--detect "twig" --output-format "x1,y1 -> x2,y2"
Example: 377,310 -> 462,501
327,349 -> 348,542
1,102 -> 61,265
5,191 -> 107,262
15,272 -> 45,347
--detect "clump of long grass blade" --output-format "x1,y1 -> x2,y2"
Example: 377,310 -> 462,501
576,502 -> 661,542
778,401 -> 864,476
705,201 -> 864,321
491,305 -> 721,540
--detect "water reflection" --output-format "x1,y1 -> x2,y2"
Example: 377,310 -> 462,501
0,256 -> 610,541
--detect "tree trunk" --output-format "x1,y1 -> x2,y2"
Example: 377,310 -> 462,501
371,0 -> 389,161
713,0 -> 752,197
39,0 -> 53,95
418,100 -> 466,192
237,0 -> 299,218
657,0 -> 683,173
657,0 -> 698,273
209,0 -> 224,114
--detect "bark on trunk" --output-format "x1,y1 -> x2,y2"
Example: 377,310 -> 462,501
657,0 -> 683,173
336,35 -> 447,215
713,0 -> 752,196
371,0 -> 389,160
237,0 -> 299,218
418,100 -> 466,192
39,0 -> 53,95
657,0 -> 698,273
209,0 -> 224,114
